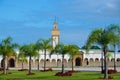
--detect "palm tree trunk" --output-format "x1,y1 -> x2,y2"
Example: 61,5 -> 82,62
62,54 -> 65,74
29,56 -> 32,74
3,56 -> 7,75
101,49 -> 104,73
72,58 -> 74,71
114,45 -> 116,70
103,47 -> 108,79
44,49 -> 46,71
38,53 -> 40,70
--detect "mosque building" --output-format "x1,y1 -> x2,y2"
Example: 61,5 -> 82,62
0,21 -> 120,68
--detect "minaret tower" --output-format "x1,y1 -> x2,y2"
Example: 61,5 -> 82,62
52,20 -> 60,48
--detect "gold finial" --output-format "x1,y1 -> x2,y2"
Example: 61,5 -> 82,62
54,16 -> 58,29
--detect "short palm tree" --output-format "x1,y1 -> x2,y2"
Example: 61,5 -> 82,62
67,45 -> 80,71
85,25 -> 119,79
0,37 -> 18,75
35,41 -> 43,70
35,38 -> 52,71
19,43 -> 38,74
18,52 -> 27,70
50,44 -> 68,73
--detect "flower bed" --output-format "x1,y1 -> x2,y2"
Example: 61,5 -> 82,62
0,68 -> 9,71
18,69 -> 28,71
67,70 -> 79,73
102,69 -> 117,74
55,71 -> 72,76
41,68 -> 52,72
108,69 -> 117,74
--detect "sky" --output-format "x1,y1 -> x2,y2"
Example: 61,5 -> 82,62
0,0 -> 120,47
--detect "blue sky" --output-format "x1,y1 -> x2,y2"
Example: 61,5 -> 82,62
0,0 -> 120,47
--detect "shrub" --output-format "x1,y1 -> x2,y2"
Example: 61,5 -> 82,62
41,68 -> 52,72
108,69 -> 117,74
55,72 -> 72,76
67,70 -> 79,73
18,69 -> 28,71
102,69 -> 117,74
0,68 -> 9,71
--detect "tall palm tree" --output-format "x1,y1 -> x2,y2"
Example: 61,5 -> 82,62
0,37 -> 18,75
50,44 -> 68,73
19,43 -> 38,74
85,25 -> 119,79
36,38 -> 52,71
67,45 -> 80,71
109,24 -> 120,71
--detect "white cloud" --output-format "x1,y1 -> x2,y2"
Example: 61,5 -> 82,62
105,3 -> 116,9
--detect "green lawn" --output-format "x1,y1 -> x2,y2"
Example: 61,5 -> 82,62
0,70 -> 119,80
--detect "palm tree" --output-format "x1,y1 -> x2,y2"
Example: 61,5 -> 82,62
35,38 -> 52,71
0,37 -> 18,74
109,24 -> 120,71
19,43 -> 38,74
85,25 -> 119,79
35,41 -> 43,70
50,44 -> 68,73
18,52 -> 27,70
67,45 -> 80,71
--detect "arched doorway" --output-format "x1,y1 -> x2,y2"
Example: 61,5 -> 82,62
75,57 -> 81,66
1,59 -> 3,67
9,59 -> 15,67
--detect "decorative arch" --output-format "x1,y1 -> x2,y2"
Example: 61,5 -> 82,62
111,58 -> 114,62
75,57 -> 81,66
95,58 -> 99,62
84,58 -> 88,62
57,59 -> 61,62
117,58 -> 120,62
9,58 -> 15,67
40,59 -> 44,62
46,59 -> 50,61
1,59 -> 3,67
90,58 -> 94,62
52,59 -> 56,62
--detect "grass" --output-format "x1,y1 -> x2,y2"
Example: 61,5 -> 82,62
0,70 -> 120,80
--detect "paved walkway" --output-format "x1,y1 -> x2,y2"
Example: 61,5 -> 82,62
9,67 -> 120,72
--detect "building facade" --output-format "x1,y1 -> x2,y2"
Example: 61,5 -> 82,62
0,21 -> 120,68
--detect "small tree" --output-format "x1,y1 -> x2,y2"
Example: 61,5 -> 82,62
19,43 -> 38,74
50,44 -> 68,73
35,41 -> 43,71
67,45 -> 81,71
18,53 -> 27,69
37,38 -> 52,71
0,37 -> 18,75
